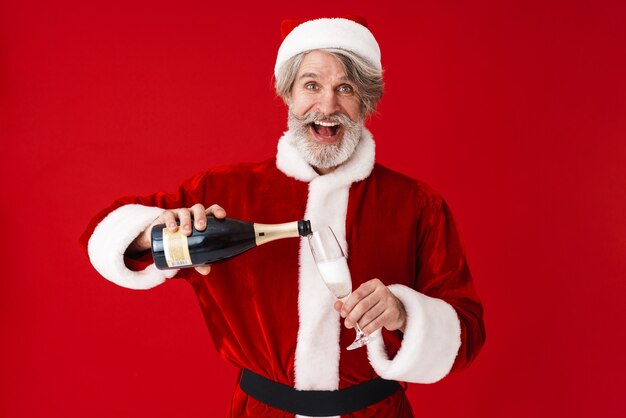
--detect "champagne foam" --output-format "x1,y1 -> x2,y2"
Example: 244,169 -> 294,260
316,258 -> 352,298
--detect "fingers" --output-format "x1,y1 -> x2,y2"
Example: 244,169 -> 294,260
207,204 -> 227,219
177,208 -> 193,236
151,203 -> 226,276
340,279 -> 378,320
360,305 -> 401,336
158,203 -> 226,236
190,203 -> 207,231
161,210 -> 182,232
341,279 -> 407,335
342,284 -> 379,329
194,265 -> 212,275
334,300 -> 344,312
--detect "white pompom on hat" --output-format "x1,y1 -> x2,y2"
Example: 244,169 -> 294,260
274,17 -> 382,77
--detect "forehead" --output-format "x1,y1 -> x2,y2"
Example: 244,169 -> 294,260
296,50 -> 348,80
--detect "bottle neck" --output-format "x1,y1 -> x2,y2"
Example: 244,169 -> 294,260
253,221 -> 305,246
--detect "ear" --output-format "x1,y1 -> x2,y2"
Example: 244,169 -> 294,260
283,91 -> 293,106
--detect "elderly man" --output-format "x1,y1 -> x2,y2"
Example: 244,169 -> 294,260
81,17 -> 485,417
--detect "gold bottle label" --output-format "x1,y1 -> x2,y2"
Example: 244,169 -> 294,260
162,228 -> 192,268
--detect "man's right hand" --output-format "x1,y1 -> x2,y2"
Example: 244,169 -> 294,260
127,203 -> 227,275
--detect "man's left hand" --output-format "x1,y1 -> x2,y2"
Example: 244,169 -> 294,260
334,278 -> 407,335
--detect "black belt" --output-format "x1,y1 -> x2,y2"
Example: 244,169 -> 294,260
239,369 -> 400,416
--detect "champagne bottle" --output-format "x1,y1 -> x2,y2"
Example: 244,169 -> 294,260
151,216 -> 312,270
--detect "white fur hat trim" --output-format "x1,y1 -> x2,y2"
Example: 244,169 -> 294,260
274,18 -> 381,76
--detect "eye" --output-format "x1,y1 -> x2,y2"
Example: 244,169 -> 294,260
337,84 -> 354,94
305,83 -> 318,90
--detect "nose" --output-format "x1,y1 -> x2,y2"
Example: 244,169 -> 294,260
316,89 -> 341,116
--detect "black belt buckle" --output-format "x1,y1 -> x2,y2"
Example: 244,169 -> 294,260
239,369 -> 400,416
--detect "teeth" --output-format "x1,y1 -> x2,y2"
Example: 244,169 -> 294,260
314,120 -> 340,127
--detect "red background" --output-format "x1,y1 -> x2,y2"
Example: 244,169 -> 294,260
1,0 -> 625,416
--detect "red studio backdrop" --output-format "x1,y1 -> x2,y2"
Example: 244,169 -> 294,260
1,1 -> 625,417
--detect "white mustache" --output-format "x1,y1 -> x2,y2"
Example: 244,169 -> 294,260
291,112 -> 357,129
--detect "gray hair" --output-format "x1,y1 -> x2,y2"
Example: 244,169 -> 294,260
274,48 -> 384,118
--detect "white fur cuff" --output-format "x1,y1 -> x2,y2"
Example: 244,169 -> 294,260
87,204 -> 179,289
367,284 -> 462,383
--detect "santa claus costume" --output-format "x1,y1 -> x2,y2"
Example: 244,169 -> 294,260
80,17 -> 485,418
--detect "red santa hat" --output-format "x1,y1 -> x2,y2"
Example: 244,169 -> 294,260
274,17 -> 382,77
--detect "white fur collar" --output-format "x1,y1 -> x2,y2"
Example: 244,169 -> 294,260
280,128 -> 376,406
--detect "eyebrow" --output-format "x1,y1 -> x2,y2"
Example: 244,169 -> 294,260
298,73 -> 350,82
299,73 -> 318,80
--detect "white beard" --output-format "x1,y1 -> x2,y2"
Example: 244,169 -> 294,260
287,110 -> 363,170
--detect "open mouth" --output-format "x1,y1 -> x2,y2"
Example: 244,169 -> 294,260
309,120 -> 341,143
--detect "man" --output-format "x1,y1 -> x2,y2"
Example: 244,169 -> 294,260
81,17 -> 485,417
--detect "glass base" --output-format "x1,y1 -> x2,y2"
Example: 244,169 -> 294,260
346,327 -> 373,351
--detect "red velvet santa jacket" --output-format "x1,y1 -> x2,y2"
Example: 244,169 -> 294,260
80,130 -> 485,417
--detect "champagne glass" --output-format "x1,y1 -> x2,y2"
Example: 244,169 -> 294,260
308,226 -> 371,350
